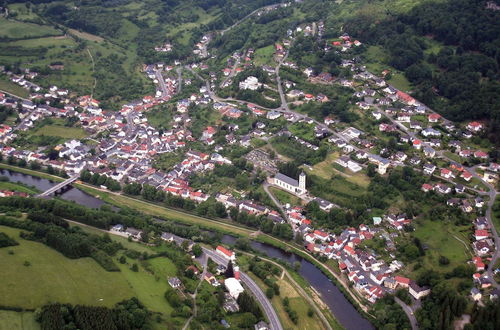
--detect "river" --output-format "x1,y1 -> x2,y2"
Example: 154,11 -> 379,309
0,169 -> 105,208
1,168 -> 373,329
221,236 -> 373,329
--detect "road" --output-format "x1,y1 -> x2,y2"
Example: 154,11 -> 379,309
237,249 -> 333,330
394,297 -> 418,330
219,4 -> 282,36
202,247 -> 283,330
154,69 -> 169,97
275,42 -> 291,112
219,56 -> 241,88
182,253 -> 207,330
263,182 -> 287,217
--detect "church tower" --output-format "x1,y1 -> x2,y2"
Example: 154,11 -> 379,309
299,171 -> 306,192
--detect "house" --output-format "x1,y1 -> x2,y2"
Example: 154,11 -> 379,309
314,230 -> 329,242
428,113 -> 441,123
421,128 -> 441,137
409,281 -> 430,299
255,321 -> 270,330
472,257 -> 485,271
384,278 -> 397,289
225,277 -> 244,299
474,151 -> 488,159
467,121 -> 483,132
421,183 -> 433,192
125,227 -> 142,240
423,163 -> 436,175
473,239 -> 494,256
216,245 -> 236,261
423,147 -> 436,158
395,276 -> 410,288
204,272 -> 219,286
168,277 -> 182,288
475,230 -> 489,241
470,287 -> 482,302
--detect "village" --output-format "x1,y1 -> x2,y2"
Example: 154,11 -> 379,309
0,16 -> 498,317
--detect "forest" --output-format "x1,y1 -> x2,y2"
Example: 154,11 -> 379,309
344,0 -> 500,145
38,298 -> 150,330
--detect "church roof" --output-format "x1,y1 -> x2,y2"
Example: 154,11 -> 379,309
275,173 -> 299,187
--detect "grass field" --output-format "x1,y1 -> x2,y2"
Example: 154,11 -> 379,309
308,152 -> 370,188
0,76 -> 30,98
0,181 -> 38,194
0,225 -> 133,309
270,187 -> 303,206
249,273 -> 326,330
68,29 -> 104,42
410,219 -> 471,276
0,17 -> 61,39
34,125 -> 88,139
0,224 -> 183,327
0,310 -> 39,330
253,45 -> 275,66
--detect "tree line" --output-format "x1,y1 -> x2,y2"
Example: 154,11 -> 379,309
38,298 -> 150,330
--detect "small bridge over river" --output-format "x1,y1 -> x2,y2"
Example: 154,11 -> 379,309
36,175 -> 79,197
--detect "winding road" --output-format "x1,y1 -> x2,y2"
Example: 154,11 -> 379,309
202,247 -> 283,330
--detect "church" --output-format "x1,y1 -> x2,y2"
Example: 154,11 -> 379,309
271,172 -> 307,195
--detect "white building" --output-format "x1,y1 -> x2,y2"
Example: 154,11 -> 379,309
271,172 -> 306,195
225,277 -> 244,299
239,76 -> 261,90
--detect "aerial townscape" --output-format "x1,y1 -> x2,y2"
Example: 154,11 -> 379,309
0,0 -> 498,329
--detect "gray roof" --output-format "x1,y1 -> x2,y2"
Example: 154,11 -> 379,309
275,173 -> 298,187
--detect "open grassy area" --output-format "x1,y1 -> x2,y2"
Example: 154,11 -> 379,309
248,273 -> 327,330
0,181 -> 38,194
0,224 -> 184,326
0,17 -> 61,39
269,187 -> 303,206
34,125 -> 88,139
253,45 -> 275,66
0,225 -> 133,309
0,310 -> 39,330
68,221 -> 152,253
0,76 -> 30,98
410,219 -> 471,276
68,29 -> 104,42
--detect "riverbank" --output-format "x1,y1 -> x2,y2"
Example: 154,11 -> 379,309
0,165 -> 374,329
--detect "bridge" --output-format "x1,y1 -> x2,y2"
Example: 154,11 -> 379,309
37,175 -> 80,197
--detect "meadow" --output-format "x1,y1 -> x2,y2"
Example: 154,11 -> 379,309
0,224 -> 183,328
0,17 -> 61,39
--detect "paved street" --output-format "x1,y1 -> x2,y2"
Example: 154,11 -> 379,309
202,247 -> 283,330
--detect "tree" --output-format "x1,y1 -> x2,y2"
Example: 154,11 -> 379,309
192,244 -> 202,257
131,263 -> 139,272
119,256 -> 126,264
266,287 -> 274,299
237,291 -> 262,319
225,260 -> 234,278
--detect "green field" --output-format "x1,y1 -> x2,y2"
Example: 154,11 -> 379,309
411,220 -> 471,276
0,310 -> 39,330
270,187 -> 303,206
0,225 -> 132,309
34,125 -> 88,139
0,17 -> 61,39
0,181 -> 38,194
0,225 -> 180,324
253,45 -> 275,66
0,76 -> 30,98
